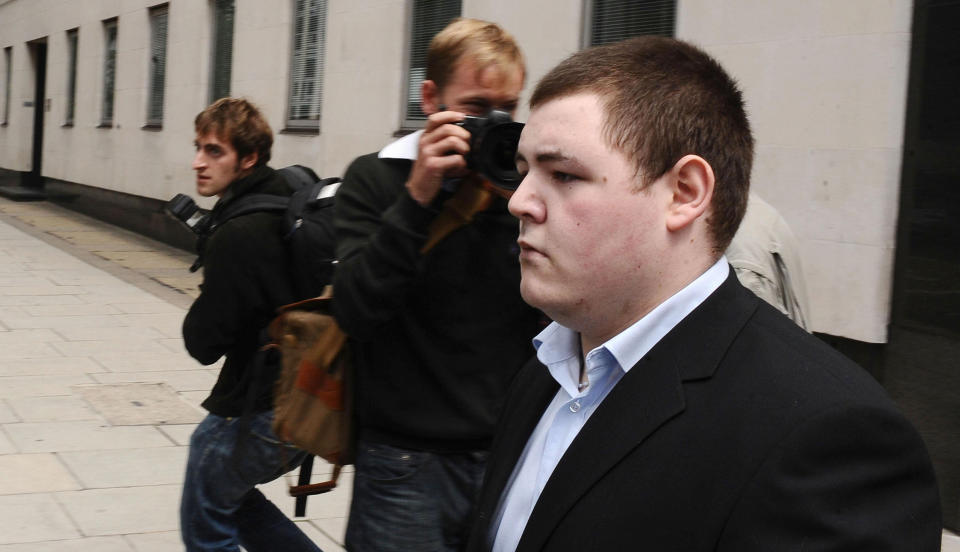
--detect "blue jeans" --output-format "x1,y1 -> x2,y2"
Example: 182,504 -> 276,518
345,439 -> 488,552
180,411 -> 322,552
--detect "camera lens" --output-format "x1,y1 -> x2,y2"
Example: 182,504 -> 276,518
473,121 -> 524,191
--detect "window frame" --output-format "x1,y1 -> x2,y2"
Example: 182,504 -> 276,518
209,0 -> 235,103
285,0 -> 329,133
64,28 -> 79,127
100,17 -> 118,128
2,46 -> 11,126
400,0 -> 461,130
145,4 -> 169,128
582,0 -> 676,48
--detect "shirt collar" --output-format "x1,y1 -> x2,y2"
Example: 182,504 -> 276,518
378,129 -> 423,161
534,257 -> 729,381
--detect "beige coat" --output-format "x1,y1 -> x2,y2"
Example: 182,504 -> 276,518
726,194 -> 810,330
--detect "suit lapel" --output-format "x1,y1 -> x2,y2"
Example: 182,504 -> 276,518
472,357 -> 559,546
516,272 -> 758,551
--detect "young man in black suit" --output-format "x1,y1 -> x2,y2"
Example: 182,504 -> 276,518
468,37 -> 941,551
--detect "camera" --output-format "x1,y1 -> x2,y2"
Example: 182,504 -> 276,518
164,193 -> 211,235
456,109 -> 524,191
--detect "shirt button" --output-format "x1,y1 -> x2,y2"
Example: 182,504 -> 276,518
569,399 -> 581,413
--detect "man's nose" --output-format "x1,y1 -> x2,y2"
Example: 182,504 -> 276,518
507,177 -> 545,223
192,152 -> 205,171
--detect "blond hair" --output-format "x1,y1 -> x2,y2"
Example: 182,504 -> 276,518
426,18 -> 525,91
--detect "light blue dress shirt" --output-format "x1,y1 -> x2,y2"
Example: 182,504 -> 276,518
491,259 -> 729,551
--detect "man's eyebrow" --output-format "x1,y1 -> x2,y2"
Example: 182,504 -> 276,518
515,148 -> 576,166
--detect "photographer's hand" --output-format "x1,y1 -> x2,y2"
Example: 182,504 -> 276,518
405,111 -> 472,206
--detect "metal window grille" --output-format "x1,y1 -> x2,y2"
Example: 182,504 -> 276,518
2,47 -> 10,125
147,5 -> 169,126
65,29 -> 78,125
210,0 -> 234,103
286,0 -> 328,130
403,0 -> 461,128
585,0 -> 676,47
101,18 -> 117,126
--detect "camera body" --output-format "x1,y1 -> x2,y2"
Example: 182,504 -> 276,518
455,109 -> 524,191
164,194 -> 211,235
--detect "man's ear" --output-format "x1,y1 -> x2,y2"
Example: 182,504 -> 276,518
239,151 -> 258,172
421,80 -> 440,115
665,154 -> 714,232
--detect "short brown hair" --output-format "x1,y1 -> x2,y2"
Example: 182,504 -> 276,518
426,18 -> 525,92
530,37 -> 754,254
194,97 -> 273,167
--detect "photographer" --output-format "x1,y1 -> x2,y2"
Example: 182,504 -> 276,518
332,18 -> 543,552
178,98 -> 321,552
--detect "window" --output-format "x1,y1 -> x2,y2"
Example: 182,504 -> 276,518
585,0 -> 675,47
64,29 -> 79,126
210,0 -> 235,103
101,18 -> 118,126
146,4 -> 169,127
286,0 -> 329,131
402,0 -> 461,128
2,47 -> 11,125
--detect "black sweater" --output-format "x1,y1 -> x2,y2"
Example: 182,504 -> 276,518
183,166 -> 296,417
333,152 -> 543,452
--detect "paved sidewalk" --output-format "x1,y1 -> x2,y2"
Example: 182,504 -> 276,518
0,197 -> 348,551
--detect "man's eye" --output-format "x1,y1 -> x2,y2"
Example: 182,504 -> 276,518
553,171 -> 576,183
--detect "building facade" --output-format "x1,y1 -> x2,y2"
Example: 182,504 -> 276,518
2,0 -> 958,524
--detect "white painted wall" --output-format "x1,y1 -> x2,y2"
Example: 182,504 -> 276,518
0,0 -> 914,343
676,0 -> 913,342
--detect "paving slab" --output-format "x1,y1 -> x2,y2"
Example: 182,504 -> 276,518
0,401 -> 17,423
5,421 -> 172,453
0,343 -> 63,361
0,454 -> 81,495
90,369 -> 217,393
299,521 -> 346,552
156,424 -> 197,446
7,396 -> 101,423
0,494 -> 80,544
313,516 -> 348,548
0,329 -> 63,344
0,295 -> 84,307
93,251 -> 194,271
22,303 -> 123,316
92,351 -> 197,373
0,375 -> 96,399
0,314 -> 134,330
111,302 -> 184,315
56,485 -> 181,536
0,536 -> 134,551
0,358 -> 105,377
52,326 -> 165,342
122,531 -> 181,552
0,429 -> 16,454
73,383 -> 203,426
50,340 -> 171,357
58,447 -> 188,488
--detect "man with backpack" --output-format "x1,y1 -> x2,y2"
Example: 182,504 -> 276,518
332,18 -> 543,551
179,97 -> 322,552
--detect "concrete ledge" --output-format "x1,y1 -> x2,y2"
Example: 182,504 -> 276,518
42,178 -> 195,252
0,185 -> 47,201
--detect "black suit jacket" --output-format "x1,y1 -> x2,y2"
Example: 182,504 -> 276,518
468,273 -> 941,551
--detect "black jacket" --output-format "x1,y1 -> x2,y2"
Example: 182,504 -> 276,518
333,152 -> 544,452
467,273 -> 941,551
183,165 -> 296,417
